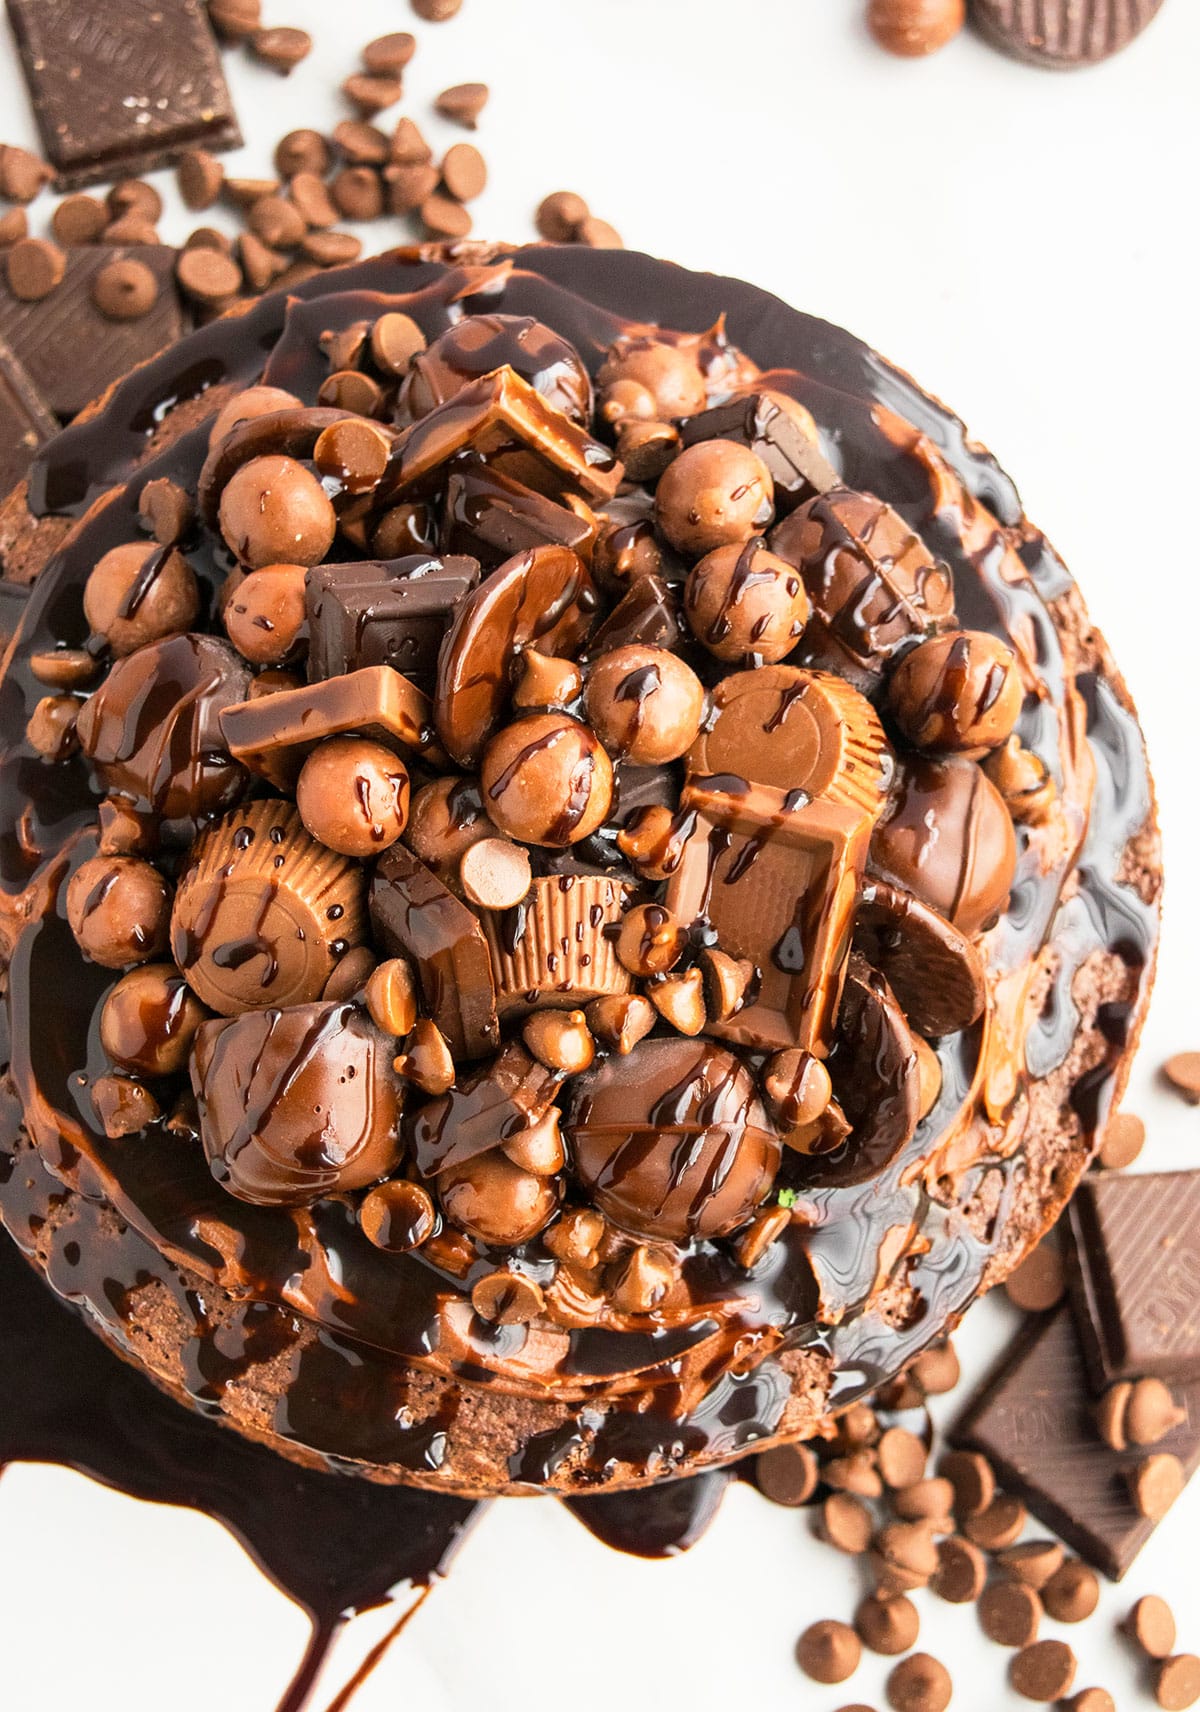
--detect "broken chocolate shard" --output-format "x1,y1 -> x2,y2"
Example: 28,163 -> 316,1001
853,875 -> 986,1038
441,464 -> 597,569
406,1040 -> 562,1177
1066,1172 -> 1200,1390
582,574 -> 683,659
0,336 -> 57,497
306,554 -> 480,691
679,391 -> 839,512
0,246 -> 185,420
369,842 -> 499,1059
952,1306 -> 1200,1579
6,0 -> 242,189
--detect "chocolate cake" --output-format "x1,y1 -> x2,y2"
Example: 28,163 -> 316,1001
0,244 -> 1160,1497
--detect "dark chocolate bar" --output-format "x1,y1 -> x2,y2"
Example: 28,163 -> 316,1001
306,554 -> 480,691
0,335 -> 56,497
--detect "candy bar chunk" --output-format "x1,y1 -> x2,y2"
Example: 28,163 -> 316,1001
384,364 -> 623,503
0,337 -> 56,498
1067,1173 -> 1200,1390
666,666 -> 890,1054
306,553 -> 480,690
441,464 -> 597,569
222,664 -> 444,790
679,391 -> 839,512
369,842 -> 499,1059
406,1040 -> 562,1177
582,574 -> 682,659
952,1306 -> 1200,1580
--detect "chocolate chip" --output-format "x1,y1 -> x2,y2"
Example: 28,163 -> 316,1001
363,32 -> 417,72
101,215 -> 161,247
29,649 -> 97,691
275,127 -> 331,176
184,225 -> 233,254
208,0 -> 262,39
0,143 -> 52,203
288,171 -> 337,229
435,81 -> 489,128
312,418 -> 390,491
979,1580 -> 1042,1648
649,966 -> 706,1037
238,233 -> 286,294
877,1426 -> 927,1488
825,1451 -> 884,1498
250,25 -> 313,73
7,237 -> 65,302
51,193 -> 107,244
359,1179 -> 436,1252
137,477 -> 193,547
521,1010 -> 595,1077
225,175 -> 280,207
996,1539 -> 1064,1590
891,1476 -> 955,1522
26,693 -> 81,760
1042,1559 -> 1099,1624
938,1449 -> 994,1518
536,190 -> 589,241
963,1494 -> 1027,1550
885,1653 -> 952,1712
302,231 -> 363,267
332,165 -> 384,221
870,1521 -> 939,1595
386,161 -> 439,214
248,194 -> 307,250
609,1246 -> 674,1312
796,1620 -> 861,1686
615,904 -> 686,978
370,311 -> 426,375
1124,1596 -> 1177,1660
1156,1657 -> 1200,1710
1010,1640 -> 1077,1703
107,179 -> 162,223
911,1340 -> 960,1395
1164,1052 -> 1200,1104
461,837 -> 533,912
91,258 -> 158,321
931,1534 -> 986,1604
92,1073 -> 161,1139
441,142 -> 487,201
868,0 -> 965,56
343,73 -> 404,116
176,245 -> 242,305
1097,1377 -> 1186,1450
854,1592 -> 919,1655
754,1441 -> 819,1507
471,1268 -> 544,1325
1004,1235 -> 1065,1313
390,116 -> 432,164
579,216 -> 623,249
412,0 -> 462,19
821,1492 -> 873,1555
421,191 -> 472,238
0,207 -> 27,246
1128,1451 -> 1184,1519
1097,1109 -> 1146,1169
1065,1693 -> 1116,1712
584,994 -> 656,1058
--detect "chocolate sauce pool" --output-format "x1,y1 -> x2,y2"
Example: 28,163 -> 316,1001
0,247 -> 1160,1702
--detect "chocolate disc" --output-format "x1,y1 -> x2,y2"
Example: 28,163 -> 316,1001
970,0 -> 1164,68
854,876 -> 986,1037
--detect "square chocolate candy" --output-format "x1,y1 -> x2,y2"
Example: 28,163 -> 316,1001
6,0 -> 241,189
306,554 -> 480,692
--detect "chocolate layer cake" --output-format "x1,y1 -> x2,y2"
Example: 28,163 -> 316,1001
0,245 -> 1160,1496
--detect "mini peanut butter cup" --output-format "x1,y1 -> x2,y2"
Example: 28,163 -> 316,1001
171,799 -> 366,1015
481,873 -> 634,1017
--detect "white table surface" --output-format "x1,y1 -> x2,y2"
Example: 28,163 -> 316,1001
1,2 -> 1198,1707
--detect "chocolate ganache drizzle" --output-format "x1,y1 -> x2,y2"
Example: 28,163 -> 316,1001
0,246 -> 1159,1669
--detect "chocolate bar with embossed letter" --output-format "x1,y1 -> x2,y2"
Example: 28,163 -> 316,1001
306,554 -> 480,691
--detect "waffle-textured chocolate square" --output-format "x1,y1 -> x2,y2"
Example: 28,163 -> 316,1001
306,554 -> 480,692
6,0 -> 242,189
953,1305 -> 1200,1580
0,337 -> 56,498
0,246 -> 186,420
1067,1171 -> 1200,1390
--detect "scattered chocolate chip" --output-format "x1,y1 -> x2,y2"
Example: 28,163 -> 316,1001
821,1492 -> 874,1555
1164,1053 -> 1200,1104
996,1539 -> 1065,1590
102,215 -> 161,247
578,216 -> 624,249
26,693 -> 81,760
92,1073 -> 162,1139
275,128 -> 331,177
931,1534 -> 986,1604
1004,1234 -> 1065,1312
471,1268 -> 544,1325
1124,1596 -> 1177,1660
435,82 -> 489,128
441,142 -> 487,201
288,171 -> 337,229
303,231 -> 364,267
421,191 -> 472,238
1128,1452 -> 1185,1519
390,117 -> 432,164
796,1620 -> 861,1686
91,257 -> 158,321
1097,1109 -> 1146,1169
877,1426 -> 927,1488
870,1521 -> 939,1595
963,1494 -> 1027,1550
248,194 -> 307,250
343,73 -> 404,116
938,1449 -> 994,1519
7,237 -> 65,302
332,165 -> 384,221
208,0 -> 262,40
754,1441 -> 819,1507
1010,1640 -> 1077,1703
176,245 -> 242,305
238,232 -> 286,293
891,1477 -> 955,1522
886,1653 -> 952,1712
364,32 -> 417,73
225,175 -> 280,207
51,194 -> 107,244
412,0 -> 462,18
1042,1559 -> 1099,1624
536,189 -> 589,241
979,1580 -> 1042,1648
911,1341 -> 959,1395
359,1178 -> 436,1252
1157,1658 -> 1200,1712
0,208 -> 28,246
370,311 -> 426,374
1097,1377 -> 1186,1451
0,143 -> 52,203
250,25 -> 313,73
1064,1693 -> 1116,1712
868,0 -> 965,56
107,179 -> 162,223
855,1592 -> 919,1656
386,161 -> 440,215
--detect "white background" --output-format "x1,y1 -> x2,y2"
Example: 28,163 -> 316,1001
2,2 -> 1199,1707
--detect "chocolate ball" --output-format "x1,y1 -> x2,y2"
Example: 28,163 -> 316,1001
598,335 -> 708,422
403,313 -> 592,423
591,516 -> 674,594
66,853 -> 171,968
223,563 -> 309,665
296,737 -> 410,858
481,713 -> 614,847
584,644 -> 705,764
569,1038 -> 781,1241
99,963 -> 208,1076
654,440 -> 774,558
887,630 -> 1023,756
685,536 -> 810,663
438,1150 -> 560,1246
871,756 -> 1017,936
191,1001 -> 403,1206
83,543 -> 200,657
218,454 -> 336,570
405,775 -> 497,872
75,634 -> 250,829
208,384 -> 303,448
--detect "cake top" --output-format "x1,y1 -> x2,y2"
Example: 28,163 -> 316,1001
0,247 -> 1156,1486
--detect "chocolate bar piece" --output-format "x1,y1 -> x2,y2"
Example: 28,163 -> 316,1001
582,574 -> 682,659
222,664 -> 445,790
666,666 -> 890,1054
6,0 -> 241,189
952,1306 -> 1200,1579
679,392 -> 839,512
384,365 -> 623,503
441,464 -> 597,569
306,554 -> 480,691
1067,1172 -> 1200,1391
0,246 -> 185,419
0,336 -> 56,498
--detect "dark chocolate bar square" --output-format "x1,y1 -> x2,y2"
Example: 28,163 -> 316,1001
307,555 -> 480,692
0,246 -> 186,420
6,0 -> 242,189
0,336 -> 57,498
679,392 -> 839,511
441,465 -> 596,569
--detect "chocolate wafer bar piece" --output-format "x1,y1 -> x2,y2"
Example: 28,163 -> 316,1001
221,664 -> 445,790
0,246 -> 185,420
952,1306 -> 1200,1579
6,0 -> 241,189
306,554 -> 480,691
679,391 -> 839,512
0,336 -> 56,497
1066,1172 -> 1200,1391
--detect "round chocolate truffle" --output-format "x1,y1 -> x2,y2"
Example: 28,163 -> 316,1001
584,644 -> 705,764
218,454 -> 336,570
74,633 -> 250,829
190,1001 -> 403,1206
223,563 -> 309,665
569,1038 -> 781,1241
685,536 -> 810,663
597,335 -> 708,422
66,853 -> 171,968
402,313 -> 593,423
887,630 -> 1023,756
208,384 -> 303,448
404,775 -> 498,873
871,756 -> 1017,937
99,963 -> 208,1077
296,737 -> 410,858
481,713 -> 614,846
438,1151 -> 560,1246
83,543 -> 200,657
654,440 -> 774,559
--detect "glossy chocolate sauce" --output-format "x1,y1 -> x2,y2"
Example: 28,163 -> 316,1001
0,247 -> 1159,1684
